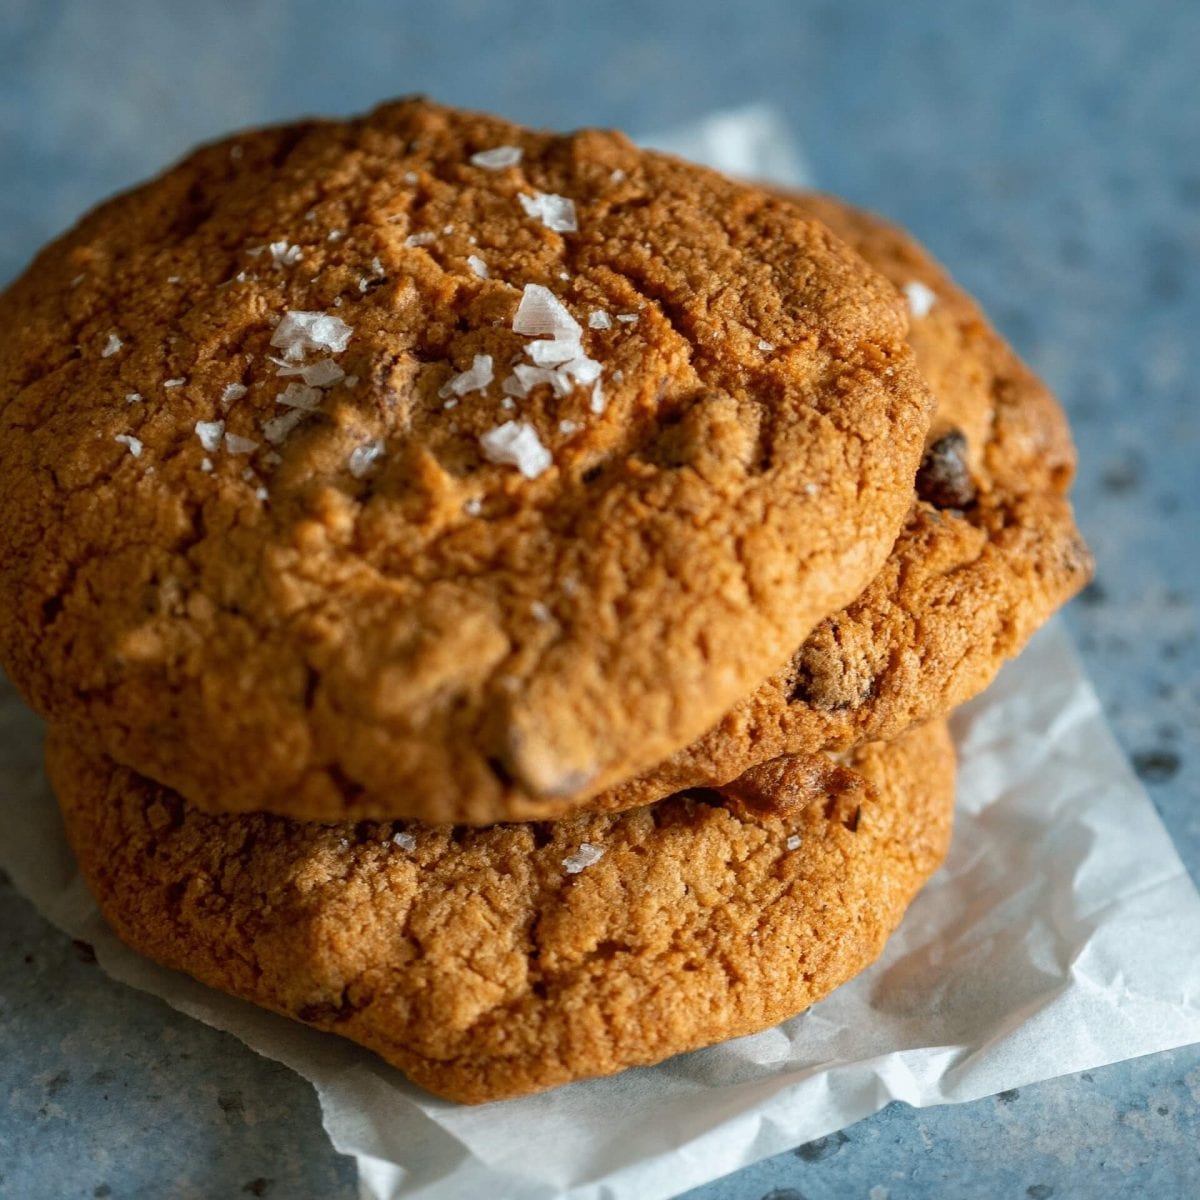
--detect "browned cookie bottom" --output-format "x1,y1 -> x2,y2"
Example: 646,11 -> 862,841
49,720 -> 954,1103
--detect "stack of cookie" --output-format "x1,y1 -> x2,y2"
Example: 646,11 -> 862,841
0,100 -> 1091,1103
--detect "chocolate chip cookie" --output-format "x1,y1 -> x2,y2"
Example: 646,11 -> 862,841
48,717 -> 954,1103
0,100 -> 932,824
591,195 -> 1092,813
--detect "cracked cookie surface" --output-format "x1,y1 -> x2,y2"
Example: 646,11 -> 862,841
48,718 -> 954,1104
0,100 -> 931,824
590,195 -> 1092,813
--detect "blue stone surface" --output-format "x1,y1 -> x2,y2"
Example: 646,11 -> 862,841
1,1 -> 1197,1196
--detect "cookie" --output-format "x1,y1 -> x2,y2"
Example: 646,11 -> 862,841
48,718 -> 955,1104
591,195 -> 1093,813
0,99 -> 932,825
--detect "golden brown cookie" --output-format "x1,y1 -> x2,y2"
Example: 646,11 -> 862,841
48,718 -> 955,1104
590,195 -> 1092,813
0,100 -> 932,825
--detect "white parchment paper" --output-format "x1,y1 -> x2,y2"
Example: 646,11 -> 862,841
3,110 -> 1200,1200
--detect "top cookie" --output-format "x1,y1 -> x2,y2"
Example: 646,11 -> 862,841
0,101 -> 931,824
590,193 -> 1093,813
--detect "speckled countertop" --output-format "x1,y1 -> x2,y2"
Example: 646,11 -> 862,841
1,2 -> 1197,1197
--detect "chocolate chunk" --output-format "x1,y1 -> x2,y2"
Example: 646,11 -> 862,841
916,429 -> 977,509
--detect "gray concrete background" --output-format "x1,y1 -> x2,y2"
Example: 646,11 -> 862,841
1,1 -> 1198,1196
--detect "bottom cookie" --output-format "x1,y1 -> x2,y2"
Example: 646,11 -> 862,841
48,721 -> 955,1104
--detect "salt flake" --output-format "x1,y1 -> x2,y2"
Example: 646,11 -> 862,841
269,240 -> 303,267
518,191 -> 578,234
101,332 -> 123,358
348,438 -> 386,479
114,434 -> 143,458
277,383 -> 323,411
562,843 -> 604,874
471,145 -> 523,169
221,383 -> 248,407
224,433 -> 259,455
467,254 -> 489,279
588,311 -> 612,330
904,280 -> 937,318
164,378 -> 185,388
270,311 -> 353,361
391,830 -> 417,851
479,421 -> 552,479
786,834 -> 802,851
262,407 -> 308,445
512,284 -> 581,338
405,232 -> 436,248
195,420 -> 225,452
438,354 -> 494,399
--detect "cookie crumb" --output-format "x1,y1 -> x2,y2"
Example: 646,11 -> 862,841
562,843 -> 604,874
903,280 -> 936,318
114,434 -> 143,458
470,145 -> 523,169
479,421 -> 552,479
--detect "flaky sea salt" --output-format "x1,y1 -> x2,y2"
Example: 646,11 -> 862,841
101,332 -> 122,358
224,433 -> 258,455
262,408 -> 308,445
786,834 -> 802,851
588,310 -> 612,330
164,378 -> 185,388
195,420 -> 225,452
470,145 -> 523,169
509,363 -> 572,398
467,254 -> 489,279
201,457 -> 213,472
125,392 -> 142,404
559,419 -> 578,434
610,168 -> 625,183
562,843 -> 604,874
438,354 -> 494,399
590,378 -> 605,415
403,171 -> 419,184
270,311 -> 353,360
518,191 -> 578,233
758,339 -> 775,352
114,434 -> 142,458
391,830 -> 417,851
273,357 -> 345,388
616,313 -> 638,323
479,421 -> 552,479
255,486 -> 269,501
463,496 -> 483,516
327,229 -> 345,242
404,231 -> 437,248
348,439 -> 386,479
526,337 -> 583,366
269,240 -> 303,267
512,284 -> 581,338
221,383 -> 248,407
904,280 -> 937,318
277,382 -> 323,411
530,601 -> 552,623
